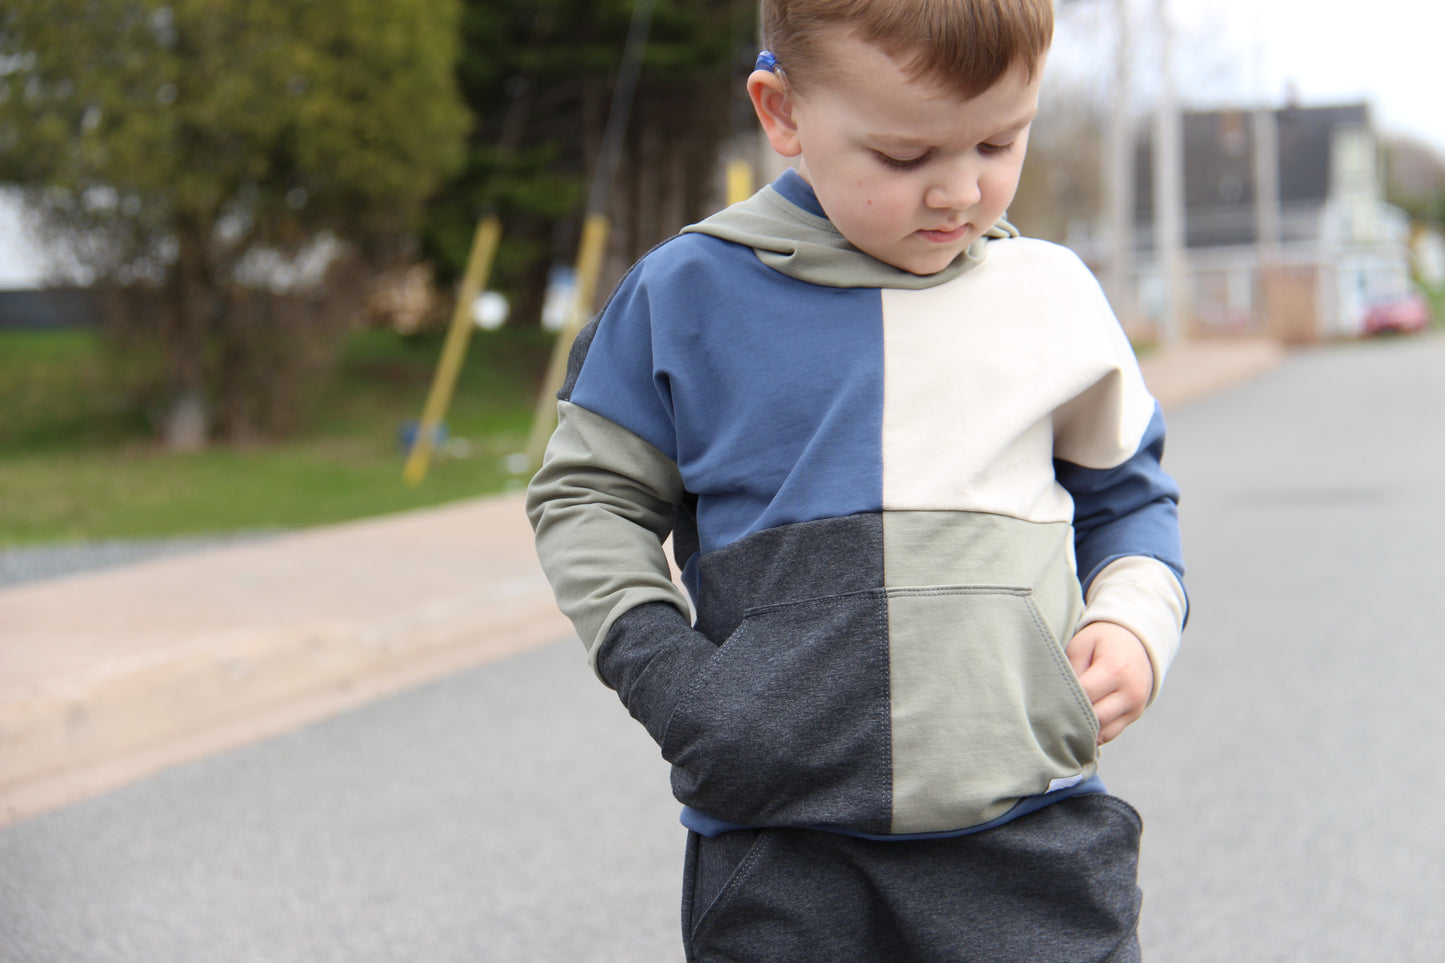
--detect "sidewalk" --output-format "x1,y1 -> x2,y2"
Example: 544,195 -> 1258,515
1135,335 -> 1286,411
0,337 -> 1285,827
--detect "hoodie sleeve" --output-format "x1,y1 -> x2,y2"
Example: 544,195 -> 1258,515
525,275 -> 718,747
1050,264 -> 1187,702
1054,405 -> 1187,703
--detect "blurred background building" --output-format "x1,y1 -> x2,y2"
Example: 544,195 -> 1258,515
1118,103 -> 1416,343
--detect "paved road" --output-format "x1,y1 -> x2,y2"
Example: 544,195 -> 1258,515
3,336 -> 1443,961
1105,334 -> 1445,961
0,642 -> 684,963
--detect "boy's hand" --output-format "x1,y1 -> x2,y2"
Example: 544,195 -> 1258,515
1065,621 -> 1154,745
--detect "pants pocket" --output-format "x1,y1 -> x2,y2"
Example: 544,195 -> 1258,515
684,829 -> 908,963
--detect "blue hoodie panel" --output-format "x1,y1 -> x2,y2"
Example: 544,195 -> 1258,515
772,166 -> 828,217
1055,402 -> 1184,591
568,233 -> 885,554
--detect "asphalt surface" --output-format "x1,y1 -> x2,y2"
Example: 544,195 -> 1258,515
0,641 -> 683,963
1102,334 -> 1445,961
3,335 -> 1443,961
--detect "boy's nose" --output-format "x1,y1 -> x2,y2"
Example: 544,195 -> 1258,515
924,166 -> 981,211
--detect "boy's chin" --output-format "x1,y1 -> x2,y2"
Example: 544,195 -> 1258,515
878,247 -> 965,276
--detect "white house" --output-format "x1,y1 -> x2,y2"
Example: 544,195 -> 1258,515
1127,104 -> 1414,341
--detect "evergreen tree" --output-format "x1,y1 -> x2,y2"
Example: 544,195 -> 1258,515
0,0 -> 469,443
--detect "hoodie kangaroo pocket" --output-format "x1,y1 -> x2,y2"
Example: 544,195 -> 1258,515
886,585 -> 1100,834
660,589 -> 894,835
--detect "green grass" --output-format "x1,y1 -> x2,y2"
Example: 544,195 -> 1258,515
0,325 -> 552,547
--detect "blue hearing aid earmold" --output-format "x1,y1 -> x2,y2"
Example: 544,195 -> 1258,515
755,50 -> 778,73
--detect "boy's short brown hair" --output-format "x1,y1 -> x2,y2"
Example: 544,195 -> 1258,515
760,0 -> 1053,99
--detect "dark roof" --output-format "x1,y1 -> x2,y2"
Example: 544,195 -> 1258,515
0,288 -> 103,329
1135,103 -> 1371,248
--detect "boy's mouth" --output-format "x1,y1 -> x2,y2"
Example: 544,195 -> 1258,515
918,224 -> 969,243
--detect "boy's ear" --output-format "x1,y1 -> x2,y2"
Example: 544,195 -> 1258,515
747,70 -> 801,157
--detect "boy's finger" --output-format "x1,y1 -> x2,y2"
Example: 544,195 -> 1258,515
1095,703 -> 1145,745
1075,663 -> 1114,705
1090,686 -> 1149,744
1098,717 -> 1130,746
1064,632 -> 1096,678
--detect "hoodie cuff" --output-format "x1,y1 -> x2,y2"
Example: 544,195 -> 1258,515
595,602 -> 719,746
1077,556 -> 1187,705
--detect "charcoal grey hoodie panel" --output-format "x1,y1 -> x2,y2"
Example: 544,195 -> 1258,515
526,170 -> 1185,836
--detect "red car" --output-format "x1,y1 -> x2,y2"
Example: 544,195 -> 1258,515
1362,295 -> 1433,336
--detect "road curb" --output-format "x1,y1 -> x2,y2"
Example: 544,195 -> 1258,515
0,495 -> 571,827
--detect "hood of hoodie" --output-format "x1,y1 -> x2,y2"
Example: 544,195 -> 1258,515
680,167 -> 1019,290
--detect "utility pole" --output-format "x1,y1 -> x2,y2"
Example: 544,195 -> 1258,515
1252,108 -> 1281,257
1104,0 -> 1136,325
523,0 -> 658,470
1151,0 -> 1187,347
1249,0 -> 1280,339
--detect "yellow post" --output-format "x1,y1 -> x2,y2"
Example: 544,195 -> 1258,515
402,214 -> 503,487
726,158 -> 753,205
522,211 -> 611,469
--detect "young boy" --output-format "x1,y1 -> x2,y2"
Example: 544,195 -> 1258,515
527,1 -> 1186,959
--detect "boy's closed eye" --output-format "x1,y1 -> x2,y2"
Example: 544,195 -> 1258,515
873,150 -> 931,171
871,141 -> 1018,171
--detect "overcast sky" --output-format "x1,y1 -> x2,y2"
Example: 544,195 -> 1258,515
0,191 -> 48,288
1056,0 -> 1445,153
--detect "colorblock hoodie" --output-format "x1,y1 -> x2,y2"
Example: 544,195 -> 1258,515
526,169 -> 1186,839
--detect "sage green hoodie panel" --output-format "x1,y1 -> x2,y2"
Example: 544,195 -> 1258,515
526,400 -> 693,671
883,511 -> 1098,835
882,512 -> 1085,641
681,181 -> 1018,290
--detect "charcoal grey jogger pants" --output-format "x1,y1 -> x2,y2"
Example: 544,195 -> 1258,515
682,793 -> 1143,963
